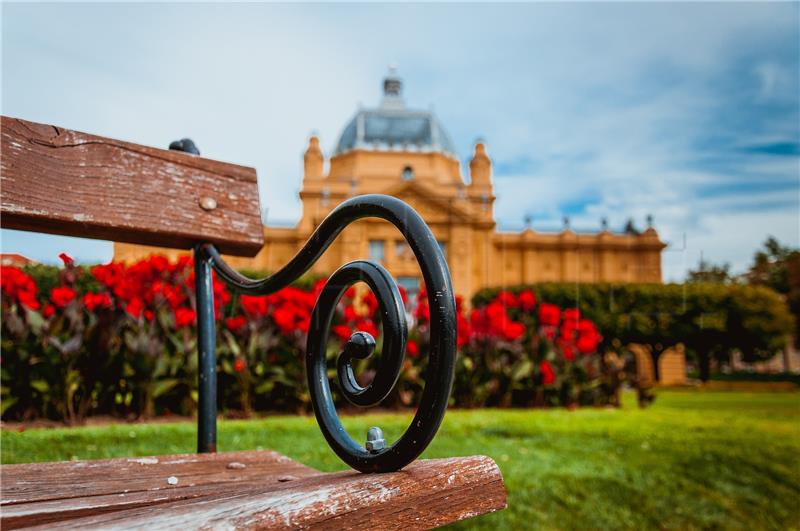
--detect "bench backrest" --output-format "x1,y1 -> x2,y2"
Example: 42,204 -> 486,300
1,116 -> 264,256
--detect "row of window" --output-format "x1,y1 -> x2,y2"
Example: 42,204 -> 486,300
368,239 -> 446,262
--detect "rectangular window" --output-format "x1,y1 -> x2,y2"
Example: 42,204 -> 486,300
395,240 -> 411,260
397,276 -> 420,301
368,240 -> 385,262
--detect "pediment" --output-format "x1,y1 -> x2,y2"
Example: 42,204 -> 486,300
379,180 -> 474,224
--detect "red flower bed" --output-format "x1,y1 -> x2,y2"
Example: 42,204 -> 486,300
1,254 -> 617,422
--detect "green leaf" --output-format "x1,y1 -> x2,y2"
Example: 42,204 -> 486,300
510,359 -> 533,382
30,379 -> 49,393
151,379 -> 179,398
153,356 -> 170,378
1,396 -> 18,415
24,307 -> 45,335
254,381 -> 275,395
223,330 -> 242,356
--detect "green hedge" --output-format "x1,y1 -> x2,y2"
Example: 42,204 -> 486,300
474,283 -> 794,380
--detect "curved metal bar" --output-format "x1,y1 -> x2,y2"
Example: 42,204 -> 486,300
202,194 -> 456,473
329,261 -> 407,408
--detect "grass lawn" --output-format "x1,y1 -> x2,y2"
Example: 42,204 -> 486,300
3,389 -> 799,530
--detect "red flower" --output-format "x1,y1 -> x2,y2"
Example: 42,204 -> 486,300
575,319 -> 601,354
362,291 -> 379,316
343,305 -> 358,322
398,285 -> 408,305
50,286 -> 76,308
496,290 -> 518,308
502,321 -> 526,342
468,301 -> 526,343
355,318 -> 379,339
43,304 -> 55,318
414,301 -> 430,323
518,290 -> 536,311
241,295 -> 268,317
58,252 -> 74,267
332,324 -> 352,342
174,307 -> 196,328
560,321 -> 576,341
540,361 -> 556,385
126,298 -> 144,318
539,303 -> 561,326
1,266 -> 40,310
561,343 -> 576,361
407,339 -> 420,358
457,313 -> 471,347
83,292 -> 111,311
19,293 -> 40,310
312,278 -> 327,297
233,357 -> 247,373
563,308 -> 581,324
272,307 -> 297,335
577,319 -> 596,336
225,315 -> 247,332
576,334 -> 599,354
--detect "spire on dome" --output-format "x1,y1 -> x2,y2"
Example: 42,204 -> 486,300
381,65 -> 405,110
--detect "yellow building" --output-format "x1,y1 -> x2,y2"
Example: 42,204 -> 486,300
115,72 -> 666,299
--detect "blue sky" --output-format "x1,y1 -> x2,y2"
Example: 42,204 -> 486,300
2,2 -> 798,281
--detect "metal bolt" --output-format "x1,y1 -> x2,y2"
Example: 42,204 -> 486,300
199,197 -> 217,211
365,426 -> 385,453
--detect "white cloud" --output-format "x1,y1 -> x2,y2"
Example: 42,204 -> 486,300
1,2 -> 797,277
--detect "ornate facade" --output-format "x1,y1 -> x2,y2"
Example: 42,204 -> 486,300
115,73 -> 665,299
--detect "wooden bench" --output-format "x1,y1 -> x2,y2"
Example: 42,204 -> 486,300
0,116 -> 506,528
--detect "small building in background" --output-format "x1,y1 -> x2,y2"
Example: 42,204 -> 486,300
0,253 -> 37,267
115,71 -> 666,299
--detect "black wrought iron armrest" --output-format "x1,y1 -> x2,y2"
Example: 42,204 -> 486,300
192,194 -> 457,473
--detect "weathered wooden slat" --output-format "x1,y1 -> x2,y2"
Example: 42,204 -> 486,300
0,116 -> 264,256
1,451 -> 321,529
1,450 -> 318,506
1,452 -> 506,530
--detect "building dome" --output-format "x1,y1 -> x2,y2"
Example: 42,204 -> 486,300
334,71 -> 457,157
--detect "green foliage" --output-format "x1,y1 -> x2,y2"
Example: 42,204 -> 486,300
474,282 -> 794,369
3,390 -> 799,530
745,236 -> 800,345
745,236 -> 797,293
22,264 -> 101,295
686,258 -> 734,284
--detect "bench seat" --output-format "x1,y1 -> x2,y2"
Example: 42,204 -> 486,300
1,451 -> 506,529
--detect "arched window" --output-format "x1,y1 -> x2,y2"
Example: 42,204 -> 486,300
401,166 -> 414,181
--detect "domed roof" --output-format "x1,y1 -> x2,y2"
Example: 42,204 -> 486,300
334,71 -> 457,157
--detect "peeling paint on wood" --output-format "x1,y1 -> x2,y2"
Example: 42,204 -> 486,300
0,116 -> 264,256
1,451 -> 506,529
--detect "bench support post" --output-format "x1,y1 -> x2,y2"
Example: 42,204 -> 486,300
194,245 -> 217,453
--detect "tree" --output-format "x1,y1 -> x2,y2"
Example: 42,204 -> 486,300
474,282 -> 794,381
687,259 -> 734,284
745,237 -> 800,346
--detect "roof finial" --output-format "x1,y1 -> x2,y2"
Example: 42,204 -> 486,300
383,64 -> 402,98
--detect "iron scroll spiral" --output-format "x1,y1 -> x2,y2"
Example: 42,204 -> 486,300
200,194 -> 457,473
